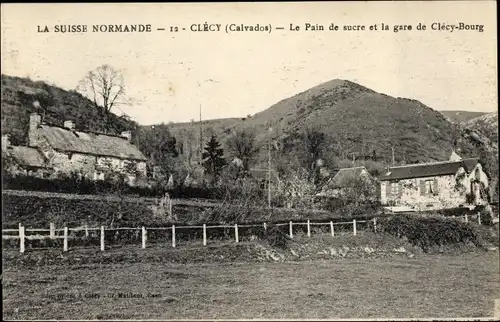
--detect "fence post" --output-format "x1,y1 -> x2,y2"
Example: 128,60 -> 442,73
307,220 -> 311,237
50,222 -> 55,239
373,218 -> 377,233
141,226 -> 147,249
172,225 -> 176,248
235,224 -> 239,243
478,212 -> 481,225
330,221 -> 334,237
100,226 -> 105,251
289,221 -> 293,239
84,224 -> 89,238
19,225 -> 25,253
353,219 -> 357,236
263,222 -> 267,233
464,214 -> 468,223
203,224 -> 207,246
63,227 -> 68,252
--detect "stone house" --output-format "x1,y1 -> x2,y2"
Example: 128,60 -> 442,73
316,166 -> 375,200
378,152 -> 489,211
2,134 -> 53,178
3,112 -> 148,185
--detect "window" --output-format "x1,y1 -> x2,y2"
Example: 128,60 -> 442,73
391,182 -> 398,195
425,180 -> 434,194
421,179 -> 439,196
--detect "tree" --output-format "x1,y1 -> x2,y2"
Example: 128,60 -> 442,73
299,127 -> 326,183
202,134 -> 227,184
226,129 -> 259,172
76,64 -> 127,127
138,123 -> 178,177
274,168 -> 317,209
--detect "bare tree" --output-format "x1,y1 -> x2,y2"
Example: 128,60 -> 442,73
226,129 -> 259,172
77,64 -> 127,124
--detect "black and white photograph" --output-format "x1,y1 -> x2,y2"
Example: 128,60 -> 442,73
1,1 -> 498,320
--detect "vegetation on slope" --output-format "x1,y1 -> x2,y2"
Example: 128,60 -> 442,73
1,74 -> 137,146
150,79 -> 487,168
440,110 -> 487,124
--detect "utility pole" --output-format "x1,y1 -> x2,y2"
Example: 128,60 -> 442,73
391,146 -> 395,166
268,141 -> 271,209
199,104 -> 203,165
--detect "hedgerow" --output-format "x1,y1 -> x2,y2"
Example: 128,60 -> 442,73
378,214 -> 483,252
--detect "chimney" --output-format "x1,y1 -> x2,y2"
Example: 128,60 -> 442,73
64,120 -> 75,130
2,134 -> 10,152
28,112 -> 42,147
121,130 -> 132,142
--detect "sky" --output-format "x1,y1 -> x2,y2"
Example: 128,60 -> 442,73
1,2 -> 497,125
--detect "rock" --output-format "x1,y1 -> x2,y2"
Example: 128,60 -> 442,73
363,246 -> 375,254
393,247 -> 406,253
268,252 -> 282,261
329,248 -> 338,256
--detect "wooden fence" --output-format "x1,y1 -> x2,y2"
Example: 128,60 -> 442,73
2,213 -> 480,254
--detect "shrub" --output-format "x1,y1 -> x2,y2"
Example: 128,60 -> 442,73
262,225 -> 291,249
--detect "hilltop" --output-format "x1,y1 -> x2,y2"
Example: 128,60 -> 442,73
163,79 -> 488,167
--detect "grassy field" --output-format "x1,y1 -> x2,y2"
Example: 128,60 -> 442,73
2,244 -> 499,320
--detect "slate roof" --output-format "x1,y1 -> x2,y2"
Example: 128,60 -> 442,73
4,146 -> 51,169
38,125 -> 147,161
379,158 -> 479,181
326,166 -> 369,188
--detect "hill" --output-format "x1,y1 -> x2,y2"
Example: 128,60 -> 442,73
1,74 -> 137,146
439,110 -> 487,124
463,112 -> 498,147
162,79 -> 488,167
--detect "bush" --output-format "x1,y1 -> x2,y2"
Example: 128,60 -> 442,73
263,225 -> 291,249
378,214 -> 482,252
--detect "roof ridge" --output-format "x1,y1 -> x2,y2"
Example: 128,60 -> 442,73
337,166 -> 366,170
389,159 -> 477,169
41,123 -> 129,140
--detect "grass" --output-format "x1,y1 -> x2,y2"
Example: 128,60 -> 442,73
2,240 -> 499,320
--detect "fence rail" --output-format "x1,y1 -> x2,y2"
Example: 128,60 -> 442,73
2,213 -> 479,254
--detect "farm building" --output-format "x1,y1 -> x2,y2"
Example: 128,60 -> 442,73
378,152 -> 489,211
2,135 -> 53,178
316,166 -> 377,201
2,111 -> 148,185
